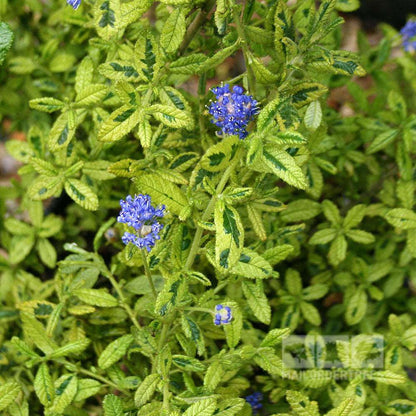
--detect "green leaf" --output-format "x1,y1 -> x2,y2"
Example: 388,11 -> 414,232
75,84 -> 108,107
8,56 -> 36,74
120,0 -> 153,27
300,301 -> 321,326
98,334 -> 134,369
385,399 -> 416,416
345,289 -> 367,325
204,361 -> 225,392
215,200 -> 244,270
39,215 -> 63,238
200,136 -> 239,172
134,374 -> 161,407
345,229 -> 375,244
322,200 -> 341,224
9,234 -> 35,264
309,228 -> 336,245
64,178 -> 99,211
169,152 -> 199,172
370,371 -> 406,385
49,52 -> 77,73
103,394 -> 124,416
73,288 -> 118,307
172,354 -> 205,372
402,326 -> 416,350
28,175 -> 63,200
50,375 -> 78,413
291,82 -> 327,107
34,363 -> 55,407
366,129 -> 399,154
254,347 -> 283,375
260,328 -> 291,347
268,130 -> 307,146
94,0 -> 122,40
160,7 -> 186,53
183,398 -> 217,416
181,315 -> 205,356
251,198 -> 285,212
29,97 -> 65,113
262,147 -> 307,189
48,338 -> 91,359
198,42 -> 239,73
37,238 -> 57,268
134,33 -> 160,82
0,22 -> 14,65
137,115 -> 152,149
224,301 -> 242,348
263,244 -> 294,265
242,280 -> 271,324
230,248 -> 273,279
249,55 -> 280,84
30,158 -> 58,176
21,312 -> 58,354
170,53 -> 207,74
325,398 -> 355,416
388,90 -> 407,120
99,61 -> 140,81
5,139 -> 34,163
247,204 -> 267,241
4,218 -> 33,235
286,390 -> 320,416
74,379 -> 102,402
11,337 -> 41,360
328,235 -> 347,266
280,199 -> 321,222
257,96 -> 281,130
160,86 -> 192,113
48,113 -> 76,150
75,57 -> 94,95
0,382 -> 20,411
302,284 -> 328,300
135,173 -> 189,219
335,0 -> 360,12
385,209 -> 416,230
304,101 -> 322,131
150,104 -> 193,129
98,105 -> 141,142
343,204 -> 366,229
285,268 -> 303,295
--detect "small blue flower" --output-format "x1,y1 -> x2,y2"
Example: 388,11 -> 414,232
117,194 -> 165,252
214,304 -> 232,325
208,84 -> 258,139
245,392 -> 263,414
400,20 -> 416,52
67,0 -> 81,9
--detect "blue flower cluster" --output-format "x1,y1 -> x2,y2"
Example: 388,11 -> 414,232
214,304 -> 232,325
245,392 -> 263,414
117,194 -> 165,252
208,84 -> 258,139
401,20 -> 416,52
67,0 -> 81,9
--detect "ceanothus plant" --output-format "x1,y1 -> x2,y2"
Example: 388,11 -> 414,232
1,0 -> 416,415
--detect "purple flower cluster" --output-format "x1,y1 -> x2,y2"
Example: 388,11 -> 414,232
67,0 -> 81,9
245,392 -> 263,414
214,304 -> 232,325
117,194 -> 165,252
401,20 -> 416,52
208,84 -> 258,139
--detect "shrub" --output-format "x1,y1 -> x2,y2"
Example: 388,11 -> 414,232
1,0 -> 416,415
